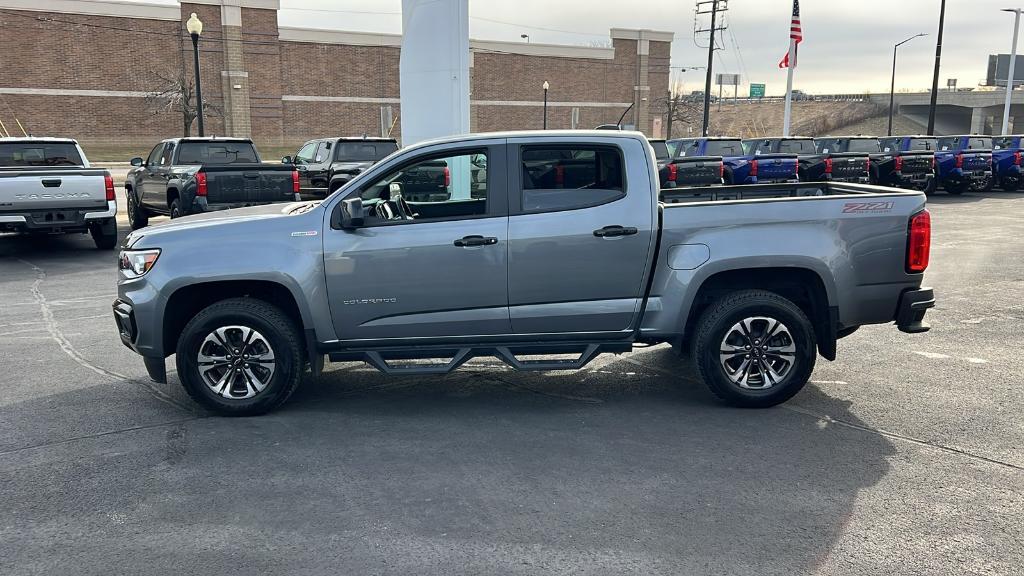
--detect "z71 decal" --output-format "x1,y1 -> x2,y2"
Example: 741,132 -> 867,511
842,201 -> 895,214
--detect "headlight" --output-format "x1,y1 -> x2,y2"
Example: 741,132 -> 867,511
118,249 -> 161,278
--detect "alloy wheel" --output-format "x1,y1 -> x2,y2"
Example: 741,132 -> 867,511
196,325 -> 276,399
719,316 -> 796,390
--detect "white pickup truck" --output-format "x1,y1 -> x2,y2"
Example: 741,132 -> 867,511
0,138 -> 117,249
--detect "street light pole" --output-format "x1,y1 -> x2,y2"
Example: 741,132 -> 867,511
542,80 -> 549,129
927,0 -> 946,135
186,13 -> 205,137
888,33 -> 927,136
1001,8 -> 1023,135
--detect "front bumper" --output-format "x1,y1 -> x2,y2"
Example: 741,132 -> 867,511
895,287 -> 935,334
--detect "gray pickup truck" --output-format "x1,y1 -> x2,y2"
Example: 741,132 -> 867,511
113,131 -> 935,416
0,138 -> 117,248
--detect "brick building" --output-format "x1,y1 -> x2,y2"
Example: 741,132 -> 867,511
0,0 -> 672,154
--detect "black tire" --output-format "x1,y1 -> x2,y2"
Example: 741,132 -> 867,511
1000,176 -> 1020,192
922,177 -> 937,195
944,180 -> 966,195
126,187 -> 149,230
90,222 -> 118,250
176,298 -> 303,416
691,290 -> 816,408
169,198 -> 182,218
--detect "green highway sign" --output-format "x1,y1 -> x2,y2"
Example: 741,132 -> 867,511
749,83 -> 766,98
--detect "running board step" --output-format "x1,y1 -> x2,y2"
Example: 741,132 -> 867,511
328,342 -> 630,376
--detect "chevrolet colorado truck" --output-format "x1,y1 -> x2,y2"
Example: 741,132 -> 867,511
876,136 -> 937,193
283,137 -> 399,198
113,131 -> 935,416
934,135 -> 993,195
991,135 -> 1024,192
744,137 -> 870,184
125,137 -> 300,229
0,137 -> 117,249
650,138 -> 723,188
668,137 -> 799,185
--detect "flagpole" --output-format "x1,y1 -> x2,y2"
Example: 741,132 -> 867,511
783,38 -> 796,137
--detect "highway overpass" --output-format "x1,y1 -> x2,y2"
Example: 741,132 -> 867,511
869,91 -> 1024,135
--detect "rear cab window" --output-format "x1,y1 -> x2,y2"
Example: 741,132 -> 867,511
777,139 -> 815,154
0,142 -> 83,166
704,140 -> 743,156
335,142 -> 400,162
907,138 -> 937,151
844,139 -> 881,154
648,140 -> 670,163
519,145 -> 625,213
177,141 -> 259,164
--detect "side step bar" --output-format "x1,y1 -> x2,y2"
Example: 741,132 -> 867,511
328,342 -> 631,376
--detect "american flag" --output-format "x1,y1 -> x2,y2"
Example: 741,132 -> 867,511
778,0 -> 802,69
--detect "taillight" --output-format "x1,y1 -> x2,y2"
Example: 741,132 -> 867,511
196,171 -> 207,196
955,153 -> 964,169
719,162 -> 725,179
1015,151 -> 1022,166
443,166 -> 451,187
291,170 -> 300,194
104,173 -> 115,201
906,210 -> 931,273
824,157 -> 833,174
666,163 -> 677,183
894,156 -> 903,172
866,157 -> 872,175
931,155 -> 936,170
750,159 -> 758,177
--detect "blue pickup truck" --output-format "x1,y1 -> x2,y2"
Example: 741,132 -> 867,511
667,137 -> 798,185
992,135 -> 1024,192
934,135 -> 993,195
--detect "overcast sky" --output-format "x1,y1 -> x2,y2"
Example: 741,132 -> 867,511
180,1 -> 1021,95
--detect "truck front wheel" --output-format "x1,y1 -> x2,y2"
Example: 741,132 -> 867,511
691,290 -> 816,408
175,298 -> 303,416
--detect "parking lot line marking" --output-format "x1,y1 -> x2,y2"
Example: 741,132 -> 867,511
912,351 -> 950,359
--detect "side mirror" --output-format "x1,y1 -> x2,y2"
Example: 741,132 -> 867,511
281,155 -> 292,164
130,157 -> 144,167
334,197 -> 364,230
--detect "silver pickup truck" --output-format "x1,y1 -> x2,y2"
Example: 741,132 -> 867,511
113,131 -> 935,416
0,138 -> 118,249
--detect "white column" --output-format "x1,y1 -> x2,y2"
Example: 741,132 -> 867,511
399,0 -> 470,146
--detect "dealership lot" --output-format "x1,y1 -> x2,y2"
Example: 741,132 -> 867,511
0,190 -> 1022,574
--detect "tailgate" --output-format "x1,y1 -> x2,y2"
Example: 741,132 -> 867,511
204,165 -> 294,204
672,156 -> 722,186
963,152 -> 992,171
0,169 -> 108,211
829,154 -> 868,178
756,154 -> 798,180
898,152 -> 933,174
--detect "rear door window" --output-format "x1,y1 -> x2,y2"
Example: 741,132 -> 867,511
0,142 -> 84,166
520,145 -> 625,213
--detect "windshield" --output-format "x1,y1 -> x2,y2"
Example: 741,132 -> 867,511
335,141 -> 399,162
0,142 -> 83,166
845,139 -> 881,153
176,141 -> 259,164
649,141 -> 670,161
704,140 -> 744,156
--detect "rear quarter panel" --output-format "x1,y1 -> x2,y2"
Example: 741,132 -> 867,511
642,190 -> 928,337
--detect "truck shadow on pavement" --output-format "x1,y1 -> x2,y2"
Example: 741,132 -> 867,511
926,190 -> 1024,204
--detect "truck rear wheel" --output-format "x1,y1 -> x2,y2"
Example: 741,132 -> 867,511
90,220 -> 117,249
691,290 -> 816,408
175,298 -> 303,416
169,198 -> 183,218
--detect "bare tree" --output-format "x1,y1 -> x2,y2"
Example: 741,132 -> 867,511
143,38 -> 221,136
658,90 -> 704,140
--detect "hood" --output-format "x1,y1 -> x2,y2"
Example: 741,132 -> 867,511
127,201 -> 320,244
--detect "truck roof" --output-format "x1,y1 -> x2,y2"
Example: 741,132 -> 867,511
406,130 -> 651,151
327,136 -> 397,143
166,137 -> 254,143
0,137 -> 78,143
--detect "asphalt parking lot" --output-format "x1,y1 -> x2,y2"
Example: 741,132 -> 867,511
1,188 -> 1022,575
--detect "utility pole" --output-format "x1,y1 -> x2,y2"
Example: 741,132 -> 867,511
927,0 -> 946,135
696,0 -> 727,137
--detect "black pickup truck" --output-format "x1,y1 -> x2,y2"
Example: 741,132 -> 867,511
875,136 -> 937,192
650,138 -> 723,188
283,137 -> 399,198
126,138 -> 300,229
743,137 -> 870,184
